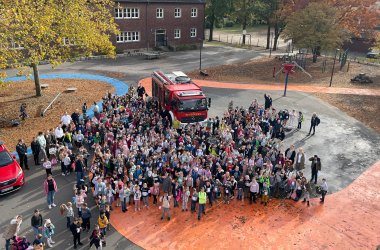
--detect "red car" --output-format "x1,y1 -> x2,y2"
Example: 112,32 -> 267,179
0,141 -> 25,195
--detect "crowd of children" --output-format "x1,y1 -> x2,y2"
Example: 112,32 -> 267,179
5,87 -> 328,250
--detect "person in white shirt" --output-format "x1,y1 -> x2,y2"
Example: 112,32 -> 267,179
60,112 -> 72,131
37,132 -> 47,160
63,154 -> 71,176
54,125 -> 64,142
43,158 -> 52,176
320,178 -> 328,203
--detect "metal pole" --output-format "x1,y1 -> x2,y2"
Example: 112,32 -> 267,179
284,72 -> 289,97
269,32 -> 273,57
329,49 -> 339,87
199,39 -> 202,71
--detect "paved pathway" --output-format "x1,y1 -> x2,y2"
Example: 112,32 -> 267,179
140,77 -> 380,96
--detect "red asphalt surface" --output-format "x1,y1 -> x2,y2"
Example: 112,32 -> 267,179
110,78 -> 380,249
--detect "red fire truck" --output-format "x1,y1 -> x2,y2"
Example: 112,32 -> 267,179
151,71 -> 210,125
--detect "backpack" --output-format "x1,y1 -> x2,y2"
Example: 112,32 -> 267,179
316,117 -> 320,126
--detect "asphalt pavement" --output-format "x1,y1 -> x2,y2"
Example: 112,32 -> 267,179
1,44 -> 379,250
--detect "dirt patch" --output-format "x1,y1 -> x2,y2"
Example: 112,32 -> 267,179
0,78 -> 114,148
188,57 -> 380,89
314,93 -> 380,133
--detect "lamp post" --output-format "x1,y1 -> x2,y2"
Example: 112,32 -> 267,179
199,38 -> 203,72
329,49 -> 340,87
269,31 -> 274,57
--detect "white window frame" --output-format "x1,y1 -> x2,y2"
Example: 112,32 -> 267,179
116,33 -> 124,43
114,8 -> 123,19
156,8 -> 164,18
174,29 -> 181,39
191,8 -> 197,17
174,8 -> 181,18
126,8 -> 139,19
62,38 -> 75,46
10,41 -> 24,49
117,31 -> 140,43
190,28 -> 197,38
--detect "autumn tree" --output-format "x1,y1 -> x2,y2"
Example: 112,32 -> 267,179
205,0 -> 231,41
0,0 -> 118,97
282,2 -> 349,61
232,0 -> 260,45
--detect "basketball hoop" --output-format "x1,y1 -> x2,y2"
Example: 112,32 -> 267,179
283,63 -> 295,73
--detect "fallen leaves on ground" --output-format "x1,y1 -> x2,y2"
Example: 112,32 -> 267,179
0,79 -> 114,149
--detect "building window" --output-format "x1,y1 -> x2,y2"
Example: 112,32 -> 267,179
116,31 -> 140,43
190,28 -> 197,38
174,29 -> 181,39
156,8 -> 164,18
174,8 -> 181,18
116,33 -> 124,43
126,8 -> 139,19
10,41 -> 24,49
115,8 -> 139,19
115,8 -> 123,19
191,8 -> 197,17
62,38 -> 75,46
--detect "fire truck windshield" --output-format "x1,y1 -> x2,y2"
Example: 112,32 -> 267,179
178,98 -> 207,111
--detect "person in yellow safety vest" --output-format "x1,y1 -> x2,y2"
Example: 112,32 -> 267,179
198,187 -> 207,220
172,118 -> 180,130
208,144 -> 217,156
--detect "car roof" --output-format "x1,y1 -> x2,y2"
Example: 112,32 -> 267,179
0,141 -> 9,152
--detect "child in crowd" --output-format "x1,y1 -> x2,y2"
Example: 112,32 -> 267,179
60,202 -> 74,229
191,188 -> 198,212
98,211 -> 109,237
182,186 -> 190,211
43,158 -> 52,176
89,225 -> 102,249
134,185 -> 142,211
43,219 -> 55,247
141,183 -> 150,209
105,205 -> 111,231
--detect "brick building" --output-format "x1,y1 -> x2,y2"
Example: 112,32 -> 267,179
113,0 -> 205,51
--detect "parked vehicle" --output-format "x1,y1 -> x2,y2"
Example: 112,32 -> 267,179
366,52 -> 380,59
0,141 -> 25,195
151,71 -> 210,125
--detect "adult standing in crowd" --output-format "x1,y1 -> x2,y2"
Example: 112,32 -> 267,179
309,155 -> 322,184
60,112 -> 72,131
308,113 -> 320,136
320,178 -> 328,203
160,192 -> 171,221
295,148 -> 305,171
55,124 -> 64,143
43,174 -> 58,209
16,139 -> 29,170
264,93 -> 272,110
3,215 -> 22,250
31,137 -> 41,165
70,218 -> 83,249
31,209 -> 43,238
137,82 -> 146,98
198,187 -> 207,221
37,131 -> 47,161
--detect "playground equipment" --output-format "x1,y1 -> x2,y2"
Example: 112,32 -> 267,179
274,61 -> 312,97
351,73 -> 373,84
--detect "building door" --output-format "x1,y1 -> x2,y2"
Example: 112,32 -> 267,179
155,30 -> 166,47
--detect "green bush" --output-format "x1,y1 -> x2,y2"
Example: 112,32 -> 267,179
225,21 -> 234,27
115,47 -> 125,54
